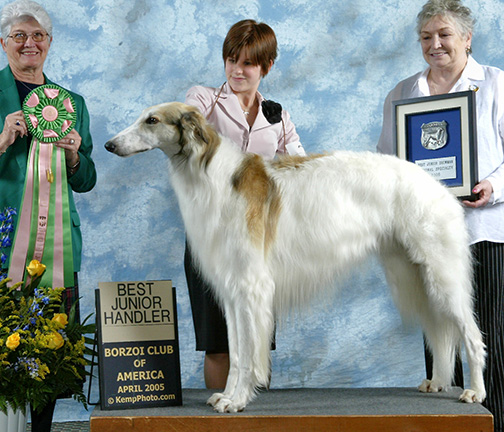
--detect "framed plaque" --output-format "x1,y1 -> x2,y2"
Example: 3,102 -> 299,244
393,90 -> 478,200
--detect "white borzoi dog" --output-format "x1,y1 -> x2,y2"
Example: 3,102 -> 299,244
105,102 -> 486,413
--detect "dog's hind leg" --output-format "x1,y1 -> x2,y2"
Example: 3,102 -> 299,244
209,273 -> 275,413
380,243 -> 484,399
380,248 -> 453,389
420,309 -> 486,403
413,242 -> 486,402
419,316 -> 459,392
380,245 -> 427,320
456,313 -> 486,402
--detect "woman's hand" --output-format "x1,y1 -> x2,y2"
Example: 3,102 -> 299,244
0,111 -> 27,151
462,179 -> 493,208
55,129 -> 81,167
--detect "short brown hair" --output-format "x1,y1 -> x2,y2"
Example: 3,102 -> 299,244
222,19 -> 277,76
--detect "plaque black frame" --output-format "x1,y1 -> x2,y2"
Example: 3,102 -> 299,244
393,90 -> 478,200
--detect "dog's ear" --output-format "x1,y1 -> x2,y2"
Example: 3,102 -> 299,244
179,111 -> 211,144
178,110 -> 219,168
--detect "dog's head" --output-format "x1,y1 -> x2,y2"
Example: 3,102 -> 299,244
105,102 -> 219,169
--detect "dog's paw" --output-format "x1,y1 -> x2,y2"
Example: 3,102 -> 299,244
459,389 -> 486,404
207,392 -> 225,407
418,379 -> 444,393
214,398 -> 245,413
207,392 -> 246,413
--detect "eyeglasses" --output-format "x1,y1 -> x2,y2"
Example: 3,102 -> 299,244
7,32 -> 49,43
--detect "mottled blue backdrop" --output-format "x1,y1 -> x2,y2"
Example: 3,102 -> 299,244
2,0 -> 503,422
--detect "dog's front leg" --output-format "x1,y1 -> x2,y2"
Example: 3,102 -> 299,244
206,300 -> 240,407
209,275 -> 275,413
209,295 -> 256,413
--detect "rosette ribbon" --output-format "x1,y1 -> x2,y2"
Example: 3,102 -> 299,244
8,85 -> 77,288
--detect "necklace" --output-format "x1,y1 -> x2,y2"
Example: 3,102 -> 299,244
15,79 -> 41,103
240,98 -> 256,117
16,79 -> 41,91
19,80 -> 33,91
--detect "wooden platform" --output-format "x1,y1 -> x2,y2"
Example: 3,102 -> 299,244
90,387 -> 493,432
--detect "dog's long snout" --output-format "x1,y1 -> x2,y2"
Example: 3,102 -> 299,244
105,140 -> 116,153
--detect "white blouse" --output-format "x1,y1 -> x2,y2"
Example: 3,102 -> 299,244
378,56 -> 504,244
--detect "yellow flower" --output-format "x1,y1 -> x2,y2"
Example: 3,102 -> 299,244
35,361 -> 50,380
51,313 -> 68,328
26,260 -> 46,277
6,333 -> 20,350
47,332 -> 64,350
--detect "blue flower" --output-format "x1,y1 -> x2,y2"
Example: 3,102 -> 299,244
0,207 -> 16,257
17,357 -> 39,379
58,329 -> 69,341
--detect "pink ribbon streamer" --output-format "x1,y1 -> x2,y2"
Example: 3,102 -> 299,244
52,148 -> 64,288
7,140 -> 37,286
31,142 -> 52,264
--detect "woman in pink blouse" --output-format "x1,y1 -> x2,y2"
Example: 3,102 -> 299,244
184,19 -> 305,389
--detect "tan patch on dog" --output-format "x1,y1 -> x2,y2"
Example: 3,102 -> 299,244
232,154 -> 281,253
272,153 -> 326,170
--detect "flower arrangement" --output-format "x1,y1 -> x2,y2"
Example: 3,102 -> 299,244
0,208 -> 95,415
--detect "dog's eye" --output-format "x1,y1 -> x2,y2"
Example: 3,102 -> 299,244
146,117 -> 159,125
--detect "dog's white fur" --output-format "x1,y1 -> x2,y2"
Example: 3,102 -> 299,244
106,102 -> 486,413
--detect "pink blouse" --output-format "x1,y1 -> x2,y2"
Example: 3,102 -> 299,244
185,83 -> 305,160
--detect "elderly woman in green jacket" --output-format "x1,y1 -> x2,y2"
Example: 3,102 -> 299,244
0,1 -> 96,430
0,0 -> 96,277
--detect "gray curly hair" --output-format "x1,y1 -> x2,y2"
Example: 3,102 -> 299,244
417,0 -> 474,39
1,0 -> 52,43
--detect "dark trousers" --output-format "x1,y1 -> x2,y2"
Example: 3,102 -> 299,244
184,241 -> 229,353
472,241 -> 504,432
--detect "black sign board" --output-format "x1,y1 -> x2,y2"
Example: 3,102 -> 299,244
96,280 -> 182,410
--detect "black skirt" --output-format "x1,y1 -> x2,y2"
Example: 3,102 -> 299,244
184,241 -> 229,353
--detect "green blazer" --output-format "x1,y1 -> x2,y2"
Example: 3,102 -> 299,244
0,66 -> 96,272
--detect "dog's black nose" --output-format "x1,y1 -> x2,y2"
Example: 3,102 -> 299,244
105,141 -> 116,153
